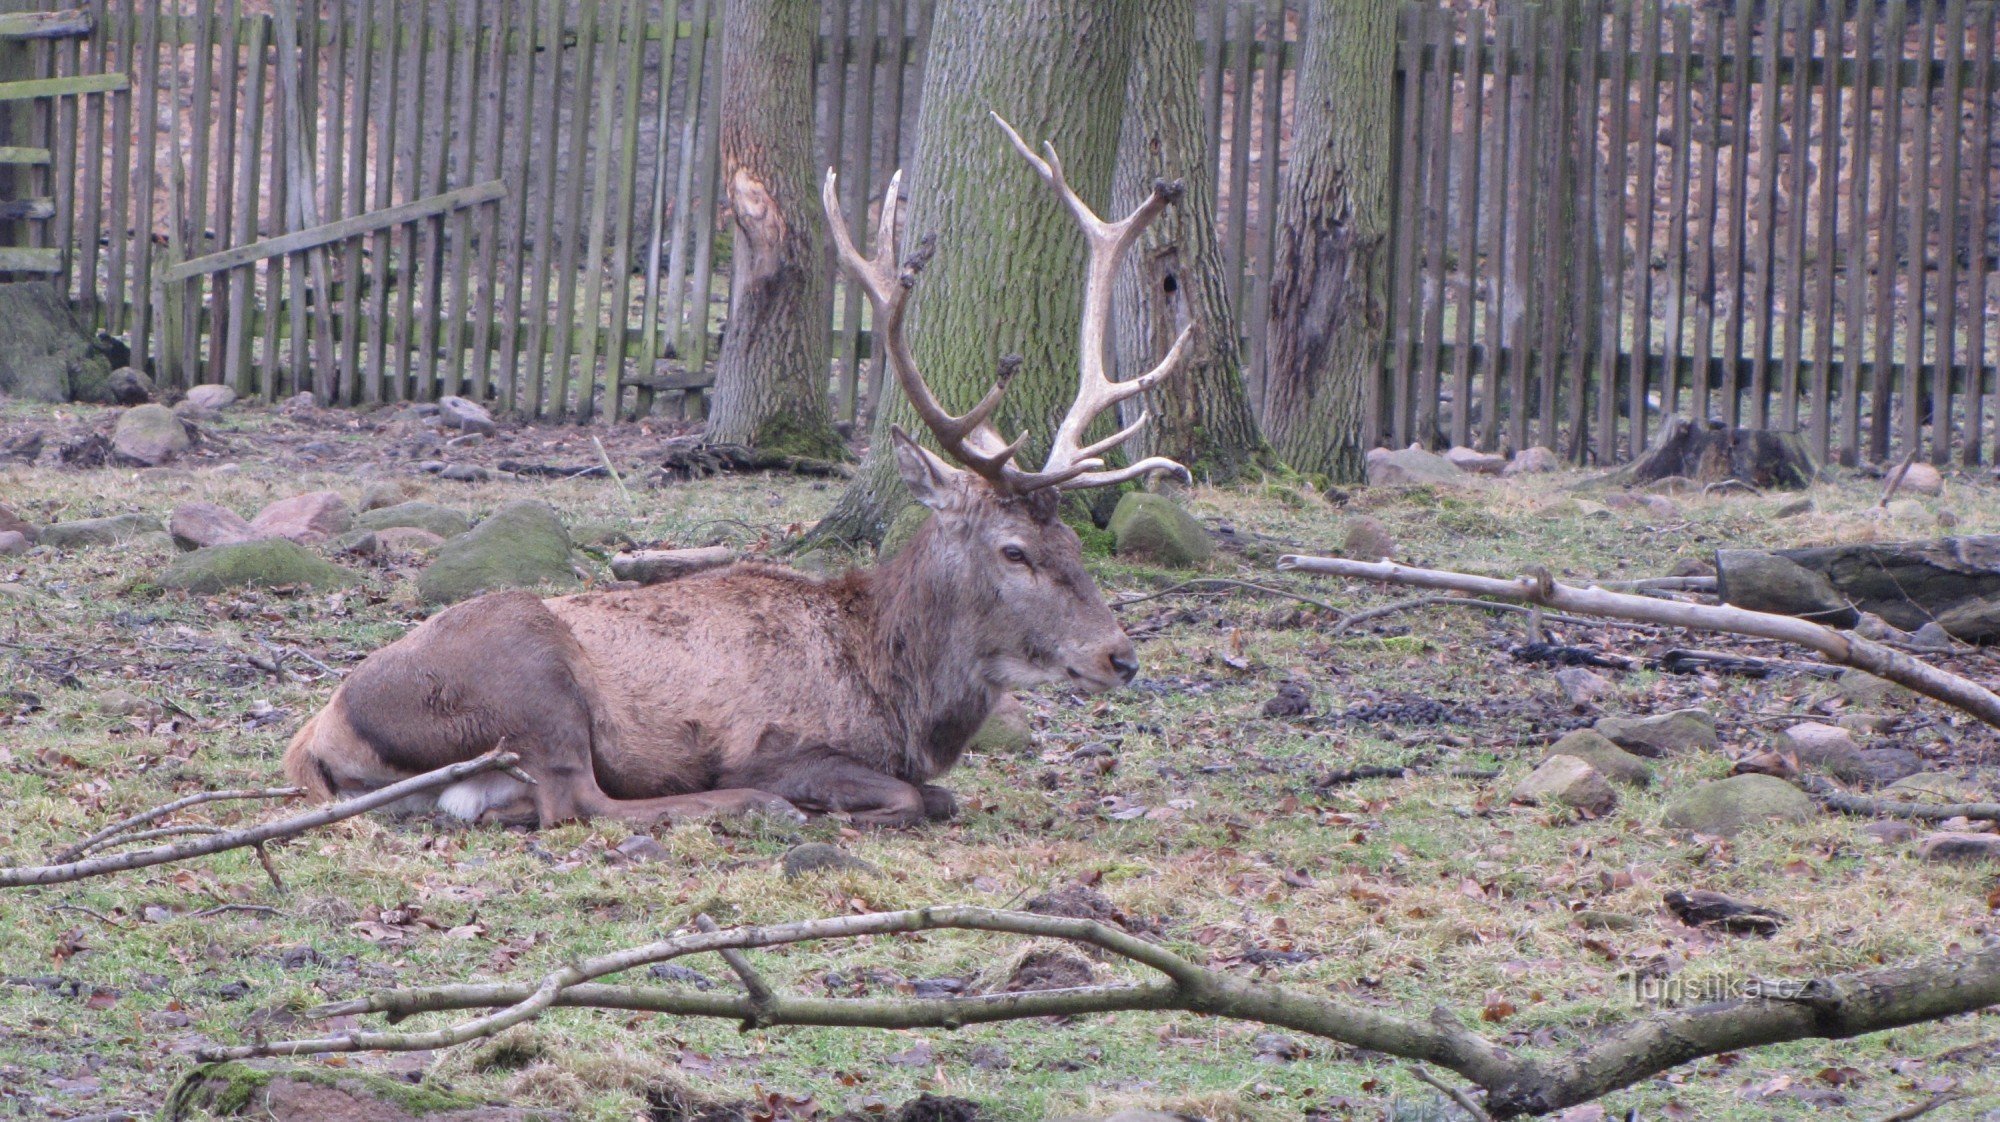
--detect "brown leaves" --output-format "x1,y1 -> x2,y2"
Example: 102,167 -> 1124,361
350,902 -> 451,943
1481,992 -> 1518,1022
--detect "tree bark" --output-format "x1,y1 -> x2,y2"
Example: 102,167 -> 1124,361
1261,0 -> 1395,483
704,0 -> 845,459
808,0 -> 1142,544
1109,0 -> 1270,485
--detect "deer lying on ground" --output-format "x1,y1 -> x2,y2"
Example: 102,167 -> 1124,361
283,117 -> 1195,828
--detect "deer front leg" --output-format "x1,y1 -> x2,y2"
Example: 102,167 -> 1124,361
726,752 -> 958,828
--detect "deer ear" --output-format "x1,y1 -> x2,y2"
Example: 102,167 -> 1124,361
890,426 -> 966,512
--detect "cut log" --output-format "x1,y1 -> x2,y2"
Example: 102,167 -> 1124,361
1605,416 -> 1817,490
1715,536 -> 2000,640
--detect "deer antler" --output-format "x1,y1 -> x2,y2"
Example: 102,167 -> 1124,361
990,112 -> 1196,491
821,169 -> 1030,487
821,119 -> 1194,493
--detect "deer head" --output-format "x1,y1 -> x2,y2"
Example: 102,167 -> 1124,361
824,115 -> 1195,694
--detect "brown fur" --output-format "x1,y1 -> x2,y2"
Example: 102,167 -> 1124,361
284,453 -> 1140,828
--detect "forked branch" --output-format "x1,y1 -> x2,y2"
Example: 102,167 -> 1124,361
203,905 -> 2000,1119
1275,555 -> 2000,733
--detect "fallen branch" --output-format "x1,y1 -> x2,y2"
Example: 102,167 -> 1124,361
207,904 -> 2000,1119
1276,556 -> 2000,733
53,787 -> 299,863
1800,779 -> 2000,824
1,751 -> 521,888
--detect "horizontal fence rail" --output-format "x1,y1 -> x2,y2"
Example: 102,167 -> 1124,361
2,0 -> 1994,470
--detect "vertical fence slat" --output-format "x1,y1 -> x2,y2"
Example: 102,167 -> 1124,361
226,14 -> 266,397
410,0 -> 459,402
1450,10 -> 1484,450
835,0 -> 881,421
1599,0 -> 1631,460
1507,10 -> 1540,454
1200,0 -> 1225,180
1808,0 -> 1842,463
819,0 -> 850,378
336,0 -> 371,403
1902,0 -> 1937,457
441,0 -> 486,402
206,0 -> 242,389
1929,0 -> 1966,464
129,0 -> 160,367
1222,0 -> 1257,321
1776,0 -> 1814,434
681,16 -> 724,413
1559,0 -> 1591,455
1628,0 -> 1660,453
635,0 -> 683,419
600,0 -> 648,421
1868,1 -> 1907,460
1968,3 -> 1994,465
52,25 -> 80,296
662,0 -> 716,403
76,0 -> 107,317
467,0 -> 514,403
1534,3 -> 1566,451
364,0 -> 401,404
1842,0 -> 1876,462
1660,8 -> 1693,424
1713,2 -> 1753,428
105,0 -> 133,333
575,0 -> 631,420
1246,0 -> 1285,411
261,12 -> 288,401
1479,8 -> 1510,452
389,0 -> 434,402
520,0 -> 567,416
321,0 -> 346,400
1415,6 -> 1452,448
548,0 -> 604,417
1388,3 -> 1426,448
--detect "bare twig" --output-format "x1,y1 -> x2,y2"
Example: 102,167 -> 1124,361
1277,556 -> 2000,733
694,913 -> 774,1025
54,787 -> 300,863
593,435 -> 639,517
48,903 -> 125,927
216,905 -> 2000,1120
189,904 -> 283,919
2,751 -> 519,888
1409,1064 -> 1495,1122
1877,1093 -> 1963,1122
1879,451 -> 1920,508
91,825 -> 224,851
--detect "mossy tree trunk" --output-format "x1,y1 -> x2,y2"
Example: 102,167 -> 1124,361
808,0 -> 1143,544
1261,0 -> 1396,483
1110,0 -> 1271,485
704,0 -> 845,458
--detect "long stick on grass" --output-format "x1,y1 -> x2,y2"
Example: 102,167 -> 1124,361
1275,555 -> 2000,733
1,751 -> 522,888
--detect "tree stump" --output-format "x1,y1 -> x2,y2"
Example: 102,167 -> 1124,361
0,281 -> 114,403
1607,416 -> 1817,491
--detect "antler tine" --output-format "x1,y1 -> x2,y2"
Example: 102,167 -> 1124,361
990,113 -> 1195,491
821,167 -> 1030,486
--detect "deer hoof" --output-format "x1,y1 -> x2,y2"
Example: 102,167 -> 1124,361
919,784 -> 958,821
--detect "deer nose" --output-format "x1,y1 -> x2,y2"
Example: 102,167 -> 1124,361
1108,650 -> 1139,685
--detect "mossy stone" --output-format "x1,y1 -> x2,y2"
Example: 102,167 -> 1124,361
1659,774 -> 1816,836
1546,728 -> 1654,787
162,539 -> 356,593
39,512 -> 161,549
967,700 -> 1035,755
1107,492 -> 1213,568
354,501 -> 472,540
417,500 -> 578,606
877,502 -> 933,561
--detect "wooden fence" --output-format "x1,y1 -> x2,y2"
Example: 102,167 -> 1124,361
4,1 -> 1995,468
1386,0 -> 2000,467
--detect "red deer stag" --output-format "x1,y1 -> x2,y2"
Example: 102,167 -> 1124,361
283,116 -> 1195,828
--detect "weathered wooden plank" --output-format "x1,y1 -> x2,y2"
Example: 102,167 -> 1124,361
549,0 -> 604,417
1221,0 -> 1257,322
601,0 -> 648,420
129,0 -> 160,370
1599,0 -> 1632,459
365,0 -> 403,403
467,0 -> 513,401
1200,0 -> 1224,180
1450,9 -> 1485,451
1480,6 -> 1512,452
1388,3 -> 1427,447
180,0 -> 217,385
1534,3 -> 1566,452
860,0 -> 912,412
521,0 -> 568,417
273,0 -> 339,400
0,197 -> 57,221
1968,3 -> 1994,465
1415,7 -> 1452,448
574,0 -> 629,420
681,10 -> 725,404
1869,0 -> 1908,461
1902,0 -> 1937,458
1776,0 -> 1815,435
334,0 -> 371,402
103,0 -> 133,335
1746,0 -> 1785,430
204,0 -> 244,391
0,145 -> 49,163
1841,0 -> 1875,463
492,0 -> 544,413
73,0 -> 106,316
1247,0 -> 1285,412
818,0 -> 851,378
835,0 -> 882,422
441,0 -> 486,402
633,0 -> 682,420
320,0 -> 349,401
1929,0 -> 1967,464
0,247 -> 62,272
1628,0 -> 1661,453
0,10 -> 92,40
1570,0 -> 1602,462
1716,0 -> 1754,428
0,72 -> 122,99
53,31 -> 82,293
166,174 -> 502,288
226,13 -> 267,396
410,0 -> 458,402
1809,0 -> 1842,463
1660,8 -> 1694,423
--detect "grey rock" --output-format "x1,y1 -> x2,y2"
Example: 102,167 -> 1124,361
111,403 -> 191,465
358,480 -> 418,512
1593,708 -> 1718,757
1836,668 -> 1910,708
169,502 -> 260,550
96,689 -> 145,716
1897,461 -> 1945,496
1512,755 -> 1619,815
1887,772 -> 1970,803
1856,748 -> 1924,787
612,835 -> 672,863
1445,446 -> 1508,475
1774,721 -> 1869,782
417,500 -> 578,606
40,512 -> 161,549
1366,445 -> 1470,487
1340,516 -> 1397,562
249,491 -> 355,545
1554,666 -> 1611,706
0,530 -> 27,556
183,384 -> 237,411
0,501 -> 35,542
105,366 -> 153,404
1861,820 -> 1918,845
439,464 -> 490,483
1917,832 -> 2000,863
1715,549 -> 1854,623
437,394 -> 497,435
1545,728 -> 1653,787
610,547 -> 736,585
1107,492 -> 1214,567
355,501 -> 472,540
781,843 -> 880,879
967,696 -> 1036,754
1503,446 -> 1561,474
1774,496 -> 1817,518
1910,621 -> 1957,651
1660,774 -> 1817,836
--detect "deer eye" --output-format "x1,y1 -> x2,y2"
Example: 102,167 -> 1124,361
1001,545 -> 1030,565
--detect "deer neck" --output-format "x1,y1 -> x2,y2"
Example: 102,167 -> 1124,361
861,528 -> 1000,781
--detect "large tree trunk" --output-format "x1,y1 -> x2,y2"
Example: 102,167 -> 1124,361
1109,0 -> 1269,485
809,0 -> 1142,543
703,0 -> 845,459
1260,0 -> 1395,483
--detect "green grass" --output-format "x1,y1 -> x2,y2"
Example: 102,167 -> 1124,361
2,398 -> 1999,1120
